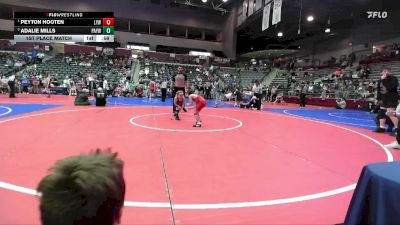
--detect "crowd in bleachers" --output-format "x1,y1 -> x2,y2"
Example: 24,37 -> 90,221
268,45 -> 400,103
133,56 -> 266,102
3,41 -> 400,112
0,52 -> 133,97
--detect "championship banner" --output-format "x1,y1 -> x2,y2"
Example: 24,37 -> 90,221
243,0 -> 248,18
255,0 -> 263,12
262,4 -> 271,31
248,0 -> 254,16
272,0 -> 282,25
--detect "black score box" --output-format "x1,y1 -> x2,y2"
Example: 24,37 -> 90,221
14,26 -> 109,35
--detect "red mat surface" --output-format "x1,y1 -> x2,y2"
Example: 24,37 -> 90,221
0,97 -> 399,225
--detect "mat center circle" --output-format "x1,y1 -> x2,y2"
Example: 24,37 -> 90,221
129,113 -> 243,132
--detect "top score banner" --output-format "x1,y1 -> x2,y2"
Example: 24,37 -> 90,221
14,12 -> 114,18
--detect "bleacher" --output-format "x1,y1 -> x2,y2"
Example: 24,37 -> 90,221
34,55 -> 129,87
368,60 -> 400,80
138,59 -> 265,89
0,52 -> 22,76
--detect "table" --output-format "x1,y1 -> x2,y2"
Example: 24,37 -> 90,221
345,162 -> 400,225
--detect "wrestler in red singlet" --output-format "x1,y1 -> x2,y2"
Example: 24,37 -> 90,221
188,94 -> 207,127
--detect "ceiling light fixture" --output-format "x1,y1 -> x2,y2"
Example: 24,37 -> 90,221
307,15 -> 314,22
222,0 -> 228,2
277,32 -> 283,37
202,0 -> 207,3
325,28 -> 331,33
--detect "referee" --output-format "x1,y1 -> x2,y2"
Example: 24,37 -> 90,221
172,67 -> 186,113
252,80 -> 263,110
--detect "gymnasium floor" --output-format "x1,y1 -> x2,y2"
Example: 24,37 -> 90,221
0,94 -> 398,225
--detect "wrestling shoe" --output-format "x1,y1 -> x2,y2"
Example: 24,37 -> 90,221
193,122 -> 201,127
387,126 -> 394,133
374,127 -> 386,133
384,141 -> 400,149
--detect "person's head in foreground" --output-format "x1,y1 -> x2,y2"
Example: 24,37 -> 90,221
37,149 -> 125,225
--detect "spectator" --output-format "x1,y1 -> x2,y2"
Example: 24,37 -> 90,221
8,74 -> 16,98
234,88 -> 243,107
74,89 -> 91,106
385,102 -> 400,149
252,80 -> 263,110
375,68 -> 399,133
37,150 -> 125,225
161,79 -> 168,102
95,88 -> 107,106
299,85 -> 307,108
336,98 -> 347,109
22,76 -> 30,94
271,86 -> 278,102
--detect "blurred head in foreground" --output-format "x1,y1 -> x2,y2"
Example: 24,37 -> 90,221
37,149 -> 125,225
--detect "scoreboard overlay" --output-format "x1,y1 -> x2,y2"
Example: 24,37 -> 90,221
14,12 -> 114,43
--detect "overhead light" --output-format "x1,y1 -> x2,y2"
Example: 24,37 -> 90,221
222,0 -> 228,2
202,0 -> 207,3
126,44 -> 150,51
325,28 -> 331,33
307,15 -> 314,22
277,32 -> 283,37
189,51 -> 212,57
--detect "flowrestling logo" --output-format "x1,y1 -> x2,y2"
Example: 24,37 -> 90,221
366,11 -> 388,19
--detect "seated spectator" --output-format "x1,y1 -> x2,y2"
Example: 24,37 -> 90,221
74,89 -> 91,106
273,92 -> 287,105
37,150 -> 125,225
95,88 -> 107,107
113,85 -> 123,97
336,98 -> 347,109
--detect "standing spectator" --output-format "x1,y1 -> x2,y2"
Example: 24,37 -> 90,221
8,74 -> 16,98
102,78 -> 109,96
32,76 -> 40,94
234,88 -> 242,107
252,80 -> 263,110
271,86 -> 278,102
161,79 -> 167,102
375,68 -> 399,133
266,86 -> 272,102
205,82 -> 212,99
44,74 -> 51,98
22,76 -> 30,94
37,150 -> 125,225
214,78 -> 225,107
299,84 -> 307,108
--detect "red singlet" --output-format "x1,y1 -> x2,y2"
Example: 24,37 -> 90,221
193,95 -> 206,112
150,82 -> 155,93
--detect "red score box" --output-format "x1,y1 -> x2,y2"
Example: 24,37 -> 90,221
102,18 -> 114,26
